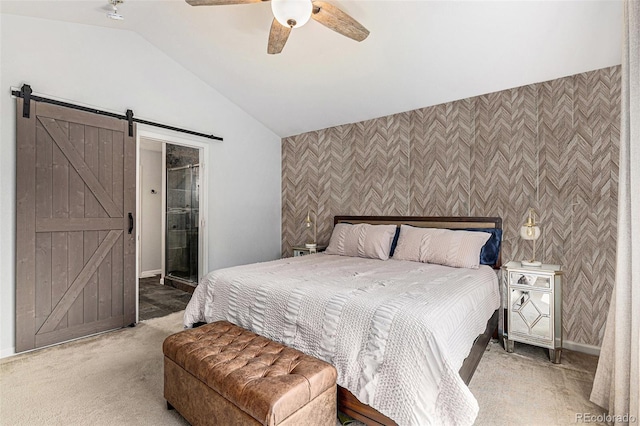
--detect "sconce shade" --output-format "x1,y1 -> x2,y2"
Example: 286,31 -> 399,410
272,0 -> 312,28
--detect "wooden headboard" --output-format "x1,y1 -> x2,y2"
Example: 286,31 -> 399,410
333,215 -> 503,268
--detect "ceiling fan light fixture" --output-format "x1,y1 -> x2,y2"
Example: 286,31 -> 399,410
271,0 -> 312,28
107,0 -> 125,21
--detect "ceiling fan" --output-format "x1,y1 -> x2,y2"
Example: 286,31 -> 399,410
185,0 -> 370,54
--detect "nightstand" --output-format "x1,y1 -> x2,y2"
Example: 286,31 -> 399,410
501,261 -> 563,363
292,245 -> 327,257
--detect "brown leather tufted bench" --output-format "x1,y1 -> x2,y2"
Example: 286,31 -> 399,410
163,321 -> 337,426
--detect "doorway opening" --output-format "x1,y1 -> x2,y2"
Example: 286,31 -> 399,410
136,128 -> 209,322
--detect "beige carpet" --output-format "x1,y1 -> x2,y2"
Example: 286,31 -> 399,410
1,312 -> 603,425
470,341 -> 605,426
0,312 -> 188,426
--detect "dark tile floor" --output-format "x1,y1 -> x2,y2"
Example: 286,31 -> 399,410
139,275 -> 193,321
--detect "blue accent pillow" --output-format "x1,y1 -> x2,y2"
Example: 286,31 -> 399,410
462,228 -> 502,265
389,226 -> 401,257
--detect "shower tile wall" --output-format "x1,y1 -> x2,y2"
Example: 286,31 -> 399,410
167,171 -> 192,217
166,144 -> 199,168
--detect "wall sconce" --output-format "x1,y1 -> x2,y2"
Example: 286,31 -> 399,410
304,210 -> 317,249
520,208 -> 542,267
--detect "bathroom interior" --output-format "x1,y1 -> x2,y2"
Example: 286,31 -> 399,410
138,141 -> 200,320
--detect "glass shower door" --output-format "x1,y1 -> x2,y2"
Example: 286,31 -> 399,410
166,165 -> 199,283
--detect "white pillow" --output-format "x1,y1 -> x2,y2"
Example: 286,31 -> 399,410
325,223 -> 397,260
393,225 -> 491,269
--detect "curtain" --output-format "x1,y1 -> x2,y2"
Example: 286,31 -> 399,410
590,0 -> 640,422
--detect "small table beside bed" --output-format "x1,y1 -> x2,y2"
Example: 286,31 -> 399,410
184,216 -> 503,426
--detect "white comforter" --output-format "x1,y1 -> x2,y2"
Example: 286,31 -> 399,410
184,253 -> 499,426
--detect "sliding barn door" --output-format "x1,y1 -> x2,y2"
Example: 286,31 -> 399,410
15,98 -> 136,353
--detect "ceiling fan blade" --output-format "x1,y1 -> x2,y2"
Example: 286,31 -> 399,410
267,18 -> 291,54
186,0 -> 265,6
311,1 -> 369,42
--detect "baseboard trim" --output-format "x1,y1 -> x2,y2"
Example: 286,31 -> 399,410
564,340 -> 601,356
139,269 -> 162,279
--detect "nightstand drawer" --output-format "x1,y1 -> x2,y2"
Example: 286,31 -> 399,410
509,271 -> 551,289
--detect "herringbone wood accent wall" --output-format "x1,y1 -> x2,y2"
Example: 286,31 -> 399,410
282,66 -> 620,347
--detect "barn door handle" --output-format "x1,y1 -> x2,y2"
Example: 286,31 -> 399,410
128,213 -> 134,234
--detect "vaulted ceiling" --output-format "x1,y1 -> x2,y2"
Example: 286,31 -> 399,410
1,0 -> 623,137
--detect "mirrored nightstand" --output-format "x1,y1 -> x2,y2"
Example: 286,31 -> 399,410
292,245 -> 327,257
501,261 -> 563,363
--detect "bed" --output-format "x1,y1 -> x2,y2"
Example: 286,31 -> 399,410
184,216 -> 502,426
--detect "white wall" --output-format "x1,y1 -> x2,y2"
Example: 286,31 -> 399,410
0,14 -> 282,357
139,148 -> 162,276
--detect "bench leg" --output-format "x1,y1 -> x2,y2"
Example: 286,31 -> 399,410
167,401 -> 175,411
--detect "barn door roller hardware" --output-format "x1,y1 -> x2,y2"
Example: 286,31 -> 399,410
12,84 -> 223,141
126,109 -> 134,138
21,84 -> 33,119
